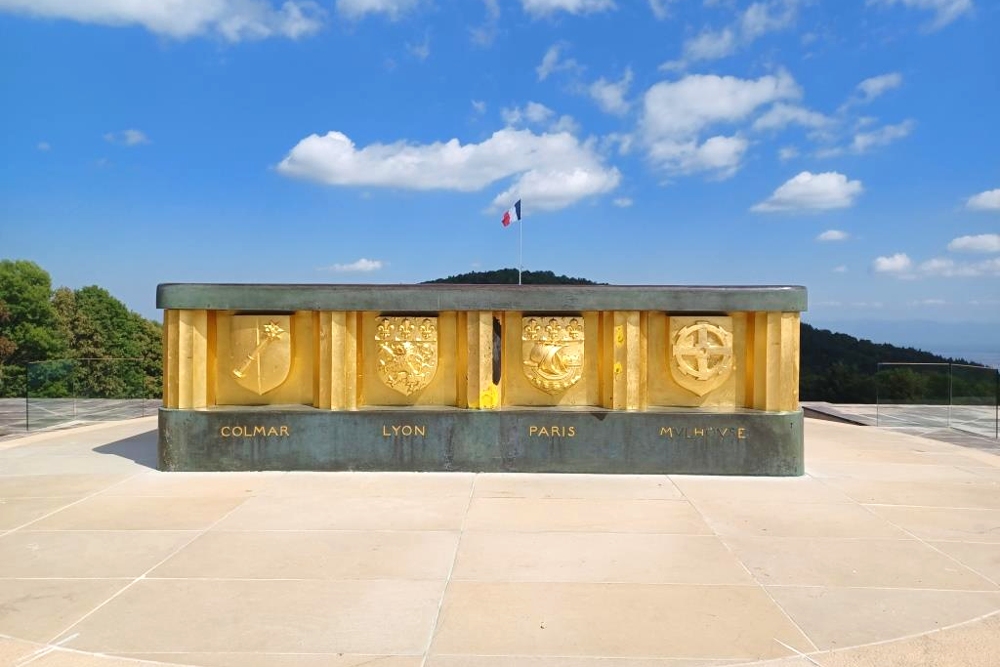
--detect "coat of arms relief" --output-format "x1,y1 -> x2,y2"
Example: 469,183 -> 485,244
669,317 -> 734,396
521,316 -> 585,394
375,316 -> 438,396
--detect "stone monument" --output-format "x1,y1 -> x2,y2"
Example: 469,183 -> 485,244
157,284 -> 805,475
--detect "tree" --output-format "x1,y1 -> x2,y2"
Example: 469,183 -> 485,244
0,260 -> 66,365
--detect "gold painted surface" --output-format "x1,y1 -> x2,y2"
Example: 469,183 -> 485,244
228,315 -> 291,395
374,316 -> 439,396
648,314 -> 737,408
670,318 -> 734,397
601,311 -> 644,410
315,311 -> 358,410
215,311 -> 314,407
747,311 -> 800,411
163,310 -> 178,408
459,312 -> 501,410
173,310 -> 209,409
504,312 -> 600,407
521,316 -> 585,394
361,312 -> 457,406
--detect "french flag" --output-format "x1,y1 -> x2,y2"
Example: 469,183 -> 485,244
501,200 -> 522,227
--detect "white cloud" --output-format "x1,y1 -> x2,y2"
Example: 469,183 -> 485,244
37,141 -> 51,151
966,188 -> 1000,211
648,0 -> 674,19
778,146 -> 799,161
536,43 -> 582,81
588,68 -> 633,116
851,119 -> 915,152
613,197 -> 633,207
521,0 -> 616,17
752,103 -> 832,132
663,0 -> 798,69
648,135 -> 748,179
854,72 -> 903,103
550,114 -> 581,134
642,71 -> 799,139
948,234 -> 1000,253
681,27 -> 738,62
918,257 -> 1000,277
868,0 -> 972,30
873,253 -> 1000,279
833,265 -> 848,273
740,0 -> 797,40
817,229 -> 849,241
471,100 -> 487,115
641,71 -> 799,177
873,253 -> 913,274
322,258 -> 384,272
0,0 -> 324,41
752,171 -> 863,212
406,33 -> 430,60
491,166 -> 620,212
277,127 -> 620,211
104,129 -> 150,146
336,0 -> 419,20
502,101 -> 555,126
470,0 -> 500,46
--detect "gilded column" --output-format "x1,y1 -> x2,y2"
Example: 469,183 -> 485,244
602,311 -> 645,410
164,309 -> 210,409
460,311 -> 500,409
749,311 -> 800,412
315,311 -> 358,410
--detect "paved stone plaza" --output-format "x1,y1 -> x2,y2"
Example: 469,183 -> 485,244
1,417 -> 998,666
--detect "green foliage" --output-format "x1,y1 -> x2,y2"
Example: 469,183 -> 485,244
0,260 -> 162,399
428,269 -> 994,405
425,268 -> 601,285
0,260 -> 67,367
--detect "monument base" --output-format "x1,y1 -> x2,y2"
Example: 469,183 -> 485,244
158,407 -> 803,476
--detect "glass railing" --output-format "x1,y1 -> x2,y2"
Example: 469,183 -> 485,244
24,358 -> 161,432
875,362 -> 999,439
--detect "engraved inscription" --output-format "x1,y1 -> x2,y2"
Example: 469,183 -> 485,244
658,426 -> 746,440
220,425 -> 290,437
528,425 -> 576,437
381,424 -> 427,437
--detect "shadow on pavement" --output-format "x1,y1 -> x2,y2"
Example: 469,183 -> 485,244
95,429 -> 159,469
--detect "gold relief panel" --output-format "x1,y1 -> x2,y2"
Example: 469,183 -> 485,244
374,316 -> 439,396
521,316 -> 585,395
228,315 -> 291,395
669,317 -> 734,397
215,311 -> 314,407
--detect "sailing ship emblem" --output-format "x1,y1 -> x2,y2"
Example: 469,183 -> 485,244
521,316 -> 585,394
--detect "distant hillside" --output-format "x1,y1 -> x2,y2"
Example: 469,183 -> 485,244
425,268 -> 601,285
425,268 -> 988,404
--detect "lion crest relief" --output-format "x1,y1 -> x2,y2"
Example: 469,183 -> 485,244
375,316 -> 438,396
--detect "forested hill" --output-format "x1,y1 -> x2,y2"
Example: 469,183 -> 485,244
426,268 -> 979,403
426,268 -> 602,285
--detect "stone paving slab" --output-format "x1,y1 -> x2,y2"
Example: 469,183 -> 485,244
0,416 -> 998,666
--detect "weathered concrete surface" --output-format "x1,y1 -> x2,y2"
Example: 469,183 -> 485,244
159,407 -> 804,476
0,416 -> 997,666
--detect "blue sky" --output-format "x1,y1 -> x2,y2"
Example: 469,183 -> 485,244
1,0 -> 998,354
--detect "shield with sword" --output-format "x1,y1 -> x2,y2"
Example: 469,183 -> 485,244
229,315 -> 292,395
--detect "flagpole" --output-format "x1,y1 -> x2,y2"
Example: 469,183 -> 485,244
518,217 -> 523,285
